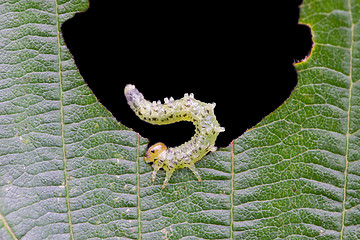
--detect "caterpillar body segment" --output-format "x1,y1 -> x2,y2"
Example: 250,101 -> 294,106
124,84 -> 225,188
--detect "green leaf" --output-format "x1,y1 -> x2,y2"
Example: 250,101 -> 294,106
0,0 -> 359,240
232,0 -> 360,239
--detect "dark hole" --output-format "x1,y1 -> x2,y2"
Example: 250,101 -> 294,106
62,0 -> 313,148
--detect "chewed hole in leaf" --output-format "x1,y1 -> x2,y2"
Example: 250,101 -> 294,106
62,1 -> 313,148
293,24 -> 314,63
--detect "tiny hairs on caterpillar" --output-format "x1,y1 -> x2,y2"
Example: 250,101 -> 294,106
124,84 -> 225,188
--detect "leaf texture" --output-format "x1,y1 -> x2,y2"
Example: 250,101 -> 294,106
232,0 -> 360,238
0,0 -> 360,240
0,0 -> 145,239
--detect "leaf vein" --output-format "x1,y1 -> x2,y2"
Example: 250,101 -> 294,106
340,0 -> 353,238
55,0 -> 73,239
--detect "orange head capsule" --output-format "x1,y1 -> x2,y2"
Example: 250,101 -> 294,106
144,142 -> 167,164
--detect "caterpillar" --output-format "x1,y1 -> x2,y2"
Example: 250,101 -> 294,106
124,84 -> 225,188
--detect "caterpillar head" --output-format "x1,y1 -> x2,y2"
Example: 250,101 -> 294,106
145,142 -> 167,164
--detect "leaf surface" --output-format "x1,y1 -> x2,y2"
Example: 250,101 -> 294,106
1,0 -> 360,239
231,0 -> 360,238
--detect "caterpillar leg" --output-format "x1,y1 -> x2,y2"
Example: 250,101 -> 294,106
151,164 -> 160,183
162,170 -> 174,189
208,145 -> 217,152
188,165 -> 202,182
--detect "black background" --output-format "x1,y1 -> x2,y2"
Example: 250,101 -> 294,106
61,0 -> 312,149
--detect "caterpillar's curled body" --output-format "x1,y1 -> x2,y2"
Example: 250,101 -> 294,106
124,84 -> 225,188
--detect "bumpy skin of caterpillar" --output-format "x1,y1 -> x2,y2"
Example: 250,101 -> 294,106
124,84 -> 225,188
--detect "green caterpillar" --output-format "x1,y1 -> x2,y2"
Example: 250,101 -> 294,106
124,84 -> 225,188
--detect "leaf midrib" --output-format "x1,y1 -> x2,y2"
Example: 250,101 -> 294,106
340,0 -> 354,238
56,0 -> 74,239
230,140 -> 235,239
136,133 -> 142,239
